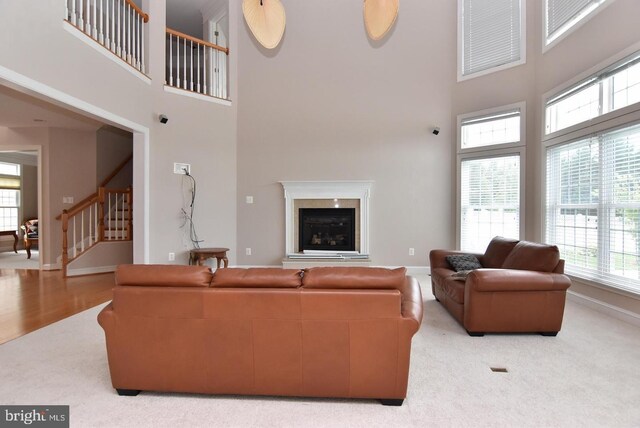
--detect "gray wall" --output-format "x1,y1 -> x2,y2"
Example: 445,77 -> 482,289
236,0 -> 457,266
0,0 -> 238,265
96,126 -> 133,189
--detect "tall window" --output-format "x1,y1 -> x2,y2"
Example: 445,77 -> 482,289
459,0 -> 524,81
546,124 -> 640,290
545,50 -> 640,135
458,104 -> 525,252
0,162 -> 21,231
545,0 -> 608,48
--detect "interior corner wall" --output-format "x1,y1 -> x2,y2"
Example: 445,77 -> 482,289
236,1 -> 457,266
0,0 -> 238,266
96,127 -> 133,188
451,0 -> 640,315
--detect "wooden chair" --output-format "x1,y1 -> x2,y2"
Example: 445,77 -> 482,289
21,219 -> 38,259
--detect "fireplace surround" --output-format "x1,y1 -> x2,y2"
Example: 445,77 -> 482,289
280,181 -> 373,257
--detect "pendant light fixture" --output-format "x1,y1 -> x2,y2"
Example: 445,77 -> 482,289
242,0 -> 286,49
364,0 -> 399,41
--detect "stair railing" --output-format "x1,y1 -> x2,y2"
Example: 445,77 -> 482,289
65,0 -> 149,74
61,186 -> 132,276
165,27 -> 229,100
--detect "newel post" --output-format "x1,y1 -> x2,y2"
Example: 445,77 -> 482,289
62,209 -> 69,278
98,187 -> 106,242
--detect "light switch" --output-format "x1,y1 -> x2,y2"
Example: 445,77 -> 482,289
246,196 -> 254,204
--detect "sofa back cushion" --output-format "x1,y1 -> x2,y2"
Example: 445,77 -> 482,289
211,268 -> 302,288
302,267 -> 406,290
116,264 -> 213,287
482,236 -> 520,268
501,241 -> 561,272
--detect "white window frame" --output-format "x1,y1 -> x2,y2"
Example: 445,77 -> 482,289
542,0 -> 613,53
0,162 -> 21,232
457,0 -> 527,82
543,43 -> 640,296
457,102 -> 527,250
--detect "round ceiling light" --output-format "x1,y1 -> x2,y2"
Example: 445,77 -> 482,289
242,0 -> 286,49
364,0 -> 399,41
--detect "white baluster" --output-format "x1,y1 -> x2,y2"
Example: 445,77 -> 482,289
108,193 -> 112,240
95,202 -> 99,243
109,0 -> 114,50
98,0 -> 103,43
81,211 -> 85,252
197,44 -> 201,93
190,40 -> 194,91
169,34 -> 173,86
183,38 -> 187,89
65,0 -> 70,22
78,0 -> 84,28
141,14 -> 145,73
136,14 -> 140,70
85,0 -> 90,34
92,0 -> 97,38
89,204 -> 93,245
115,193 -> 119,240
70,0 -> 76,25
203,46 -> 207,95
128,5 -> 132,64
176,36 -> 180,88
73,217 -> 77,258
116,0 -> 121,56
131,8 -> 136,67
121,0 -> 125,58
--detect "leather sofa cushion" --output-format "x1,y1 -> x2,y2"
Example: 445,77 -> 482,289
302,267 -> 406,290
116,264 -> 212,287
502,241 -> 560,272
483,236 -> 519,268
212,268 -> 302,288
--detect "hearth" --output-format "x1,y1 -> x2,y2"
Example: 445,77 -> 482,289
298,208 -> 356,252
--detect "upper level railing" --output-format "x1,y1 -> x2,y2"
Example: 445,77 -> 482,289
165,27 -> 229,100
65,0 -> 149,74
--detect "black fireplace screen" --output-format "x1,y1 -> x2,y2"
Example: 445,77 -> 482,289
298,208 -> 356,252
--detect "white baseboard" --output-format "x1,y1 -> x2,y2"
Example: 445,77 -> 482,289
568,290 -> 640,327
42,263 -> 61,271
66,265 -> 117,277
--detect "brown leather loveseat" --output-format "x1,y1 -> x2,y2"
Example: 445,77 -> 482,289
98,265 -> 423,406
429,237 -> 571,336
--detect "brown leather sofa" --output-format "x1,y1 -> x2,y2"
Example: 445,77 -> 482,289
429,237 -> 571,336
98,265 -> 423,406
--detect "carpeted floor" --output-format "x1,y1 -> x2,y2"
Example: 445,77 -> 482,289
0,276 -> 639,427
0,249 -> 39,269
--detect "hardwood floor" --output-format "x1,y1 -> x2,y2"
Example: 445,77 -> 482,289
0,269 -> 115,345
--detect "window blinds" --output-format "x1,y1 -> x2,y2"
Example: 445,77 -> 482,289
462,0 -> 522,77
546,124 -> 640,290
546,0 -> 605,44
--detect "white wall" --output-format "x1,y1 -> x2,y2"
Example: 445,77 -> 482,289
0,0 -> 238,265
236,0 -> 457,266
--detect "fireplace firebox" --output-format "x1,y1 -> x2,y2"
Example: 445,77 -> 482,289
298,208 -> 356,252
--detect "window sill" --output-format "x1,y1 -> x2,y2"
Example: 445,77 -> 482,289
566,271 -> 640,301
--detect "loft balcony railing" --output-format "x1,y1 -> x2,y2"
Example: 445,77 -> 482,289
65,0 -> 149,74
165,28 -> 229,101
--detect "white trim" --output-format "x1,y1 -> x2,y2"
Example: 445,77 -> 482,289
457,102 -> 526,154
163,85 -> 232,106
542,0 -> 615,53
62,21 -> 151,85
568,290 -> 640,327
280,181 -> 373,257
457,0 -> 527,82
66,264 -> 117,277
0,65 -> 150,265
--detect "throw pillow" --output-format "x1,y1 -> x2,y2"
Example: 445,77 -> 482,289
446,254 -> 483,272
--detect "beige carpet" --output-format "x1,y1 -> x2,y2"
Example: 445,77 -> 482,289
1,276 -> 639,427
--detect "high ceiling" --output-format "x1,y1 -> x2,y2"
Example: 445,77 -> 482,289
0,85 -> 102,131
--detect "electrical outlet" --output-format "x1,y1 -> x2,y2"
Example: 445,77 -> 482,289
245,248 -> 252,256
173,163 -> 191,174
168,252 -> 175,261
63,196 -> 74,204
246,196 -> 254,204
409,248 -> 415,256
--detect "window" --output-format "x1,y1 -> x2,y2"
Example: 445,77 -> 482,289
546,124 -> 640,291
459,0 -> 524,80
0,162 -> 21,231
458,104 -> 525,252
545,50 -> 640,134
545,0 -> 608,48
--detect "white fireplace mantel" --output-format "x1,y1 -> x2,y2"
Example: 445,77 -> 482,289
280,181 -> 373,256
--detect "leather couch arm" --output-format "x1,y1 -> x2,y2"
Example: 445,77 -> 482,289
466,269 -> 571,292
400,276 -> 423,332
97,302 -> 115,332
429,249 -> 485,270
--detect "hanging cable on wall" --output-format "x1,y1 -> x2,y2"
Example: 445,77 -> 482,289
180,170 -> 203,249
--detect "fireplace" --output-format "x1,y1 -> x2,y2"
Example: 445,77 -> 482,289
298,208 -> 356,252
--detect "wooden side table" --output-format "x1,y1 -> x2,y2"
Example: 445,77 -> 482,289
189,247 -> 229,268
0,230 -> 18,253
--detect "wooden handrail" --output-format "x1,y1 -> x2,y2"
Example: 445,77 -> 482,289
100,154 -> 133,188
125,0 -> 149,23
105,187 -> 133,194
166,27 -> 229,55
55,192 -> 98,220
